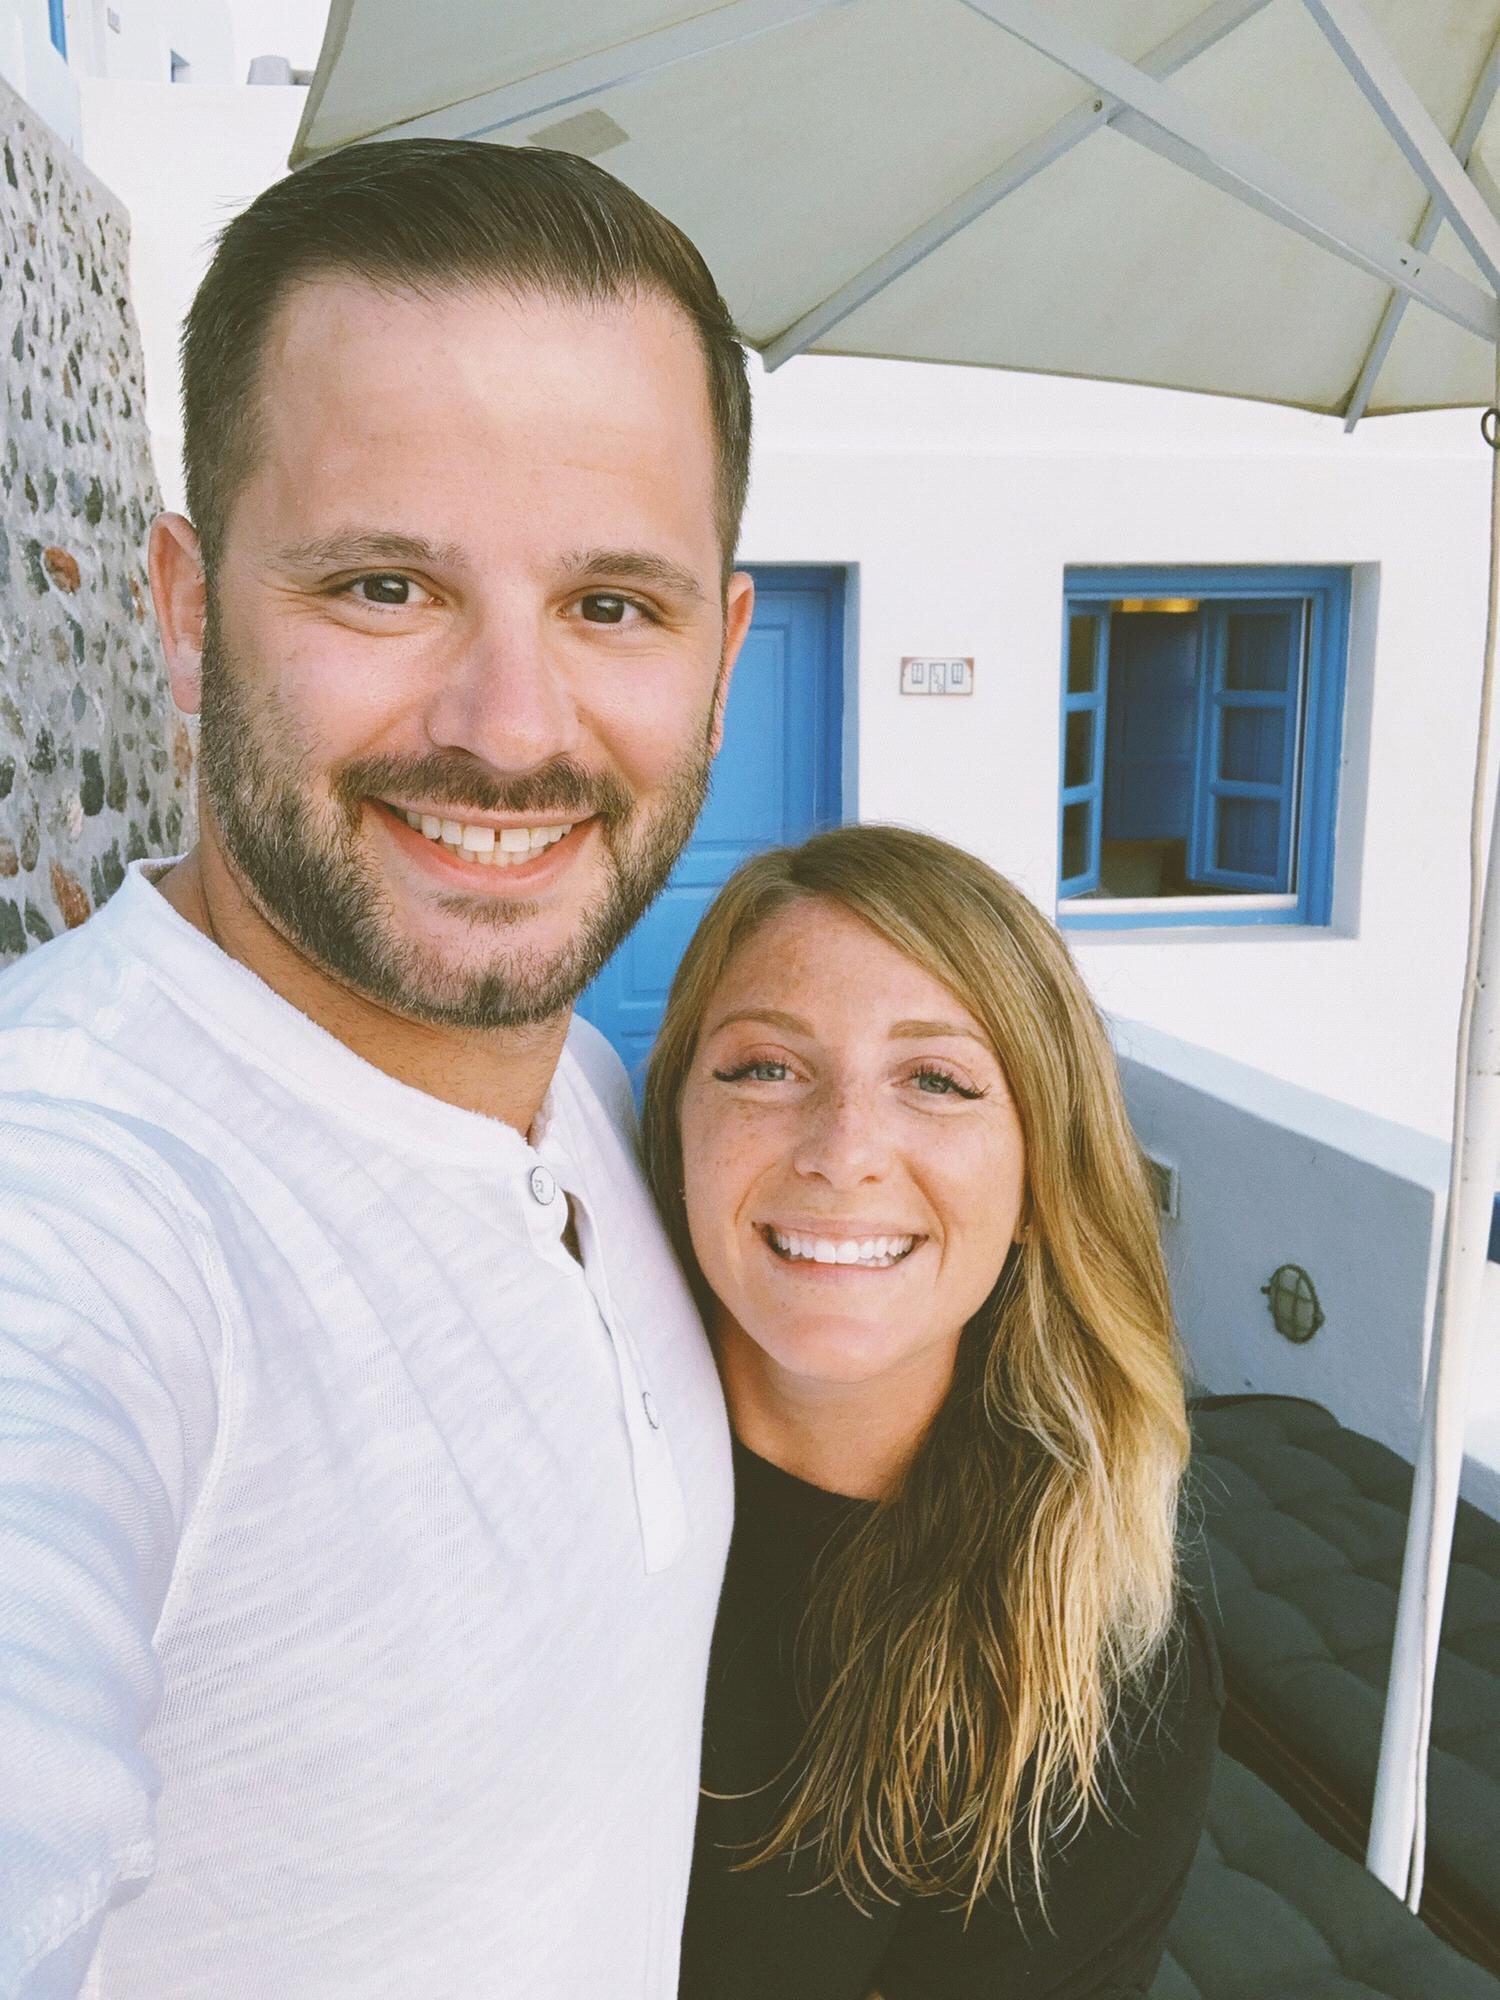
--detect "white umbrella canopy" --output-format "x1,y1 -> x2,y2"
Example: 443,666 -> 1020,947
294,0 -> 1500,421
293,0 -> 1500,1924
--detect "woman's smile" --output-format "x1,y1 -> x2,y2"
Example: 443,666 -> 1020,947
758,1222 -> 923,1270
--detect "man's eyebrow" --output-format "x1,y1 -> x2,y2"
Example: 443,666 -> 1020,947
270,531 -> 469,572
563,548 -> 706,603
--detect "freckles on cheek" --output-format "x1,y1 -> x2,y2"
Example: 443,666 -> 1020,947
683,1121 -> 761,1250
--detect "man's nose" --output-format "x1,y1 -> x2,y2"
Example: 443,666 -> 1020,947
422,605 -> 582,774
791,1087 -> 890,1188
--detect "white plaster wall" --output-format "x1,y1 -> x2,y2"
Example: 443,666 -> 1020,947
1113,1018 -> 1500,1520
77,78 -> 306,510
0,0 -> 80,146
88,0 -> 234,85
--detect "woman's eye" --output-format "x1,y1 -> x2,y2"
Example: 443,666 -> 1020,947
712,1059 -> 792,1084
578,593 -> 649,626
911,1067 -> 984,1100
346,574 -> 425,607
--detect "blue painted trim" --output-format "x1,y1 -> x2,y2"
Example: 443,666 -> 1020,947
1061,903 -> 1301,932
837,563 -> 861,826
1058,611 -> 1109,895
1059,565 -> 1351,933
1299,576 -> 1349,927
745,564 -> 846,831
1490,1193 -> 1500,1264
48,0 -> 66,56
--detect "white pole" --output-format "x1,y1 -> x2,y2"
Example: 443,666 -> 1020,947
1367,359 -> 1500,1906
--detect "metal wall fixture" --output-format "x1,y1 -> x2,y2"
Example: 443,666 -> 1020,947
1262,1263 -> 1325,1343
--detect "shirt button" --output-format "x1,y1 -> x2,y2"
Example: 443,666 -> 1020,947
529,1165 -> 556,1205
642,1391 -> 661,1430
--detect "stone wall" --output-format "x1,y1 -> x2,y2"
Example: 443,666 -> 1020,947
1,76 -> 193,964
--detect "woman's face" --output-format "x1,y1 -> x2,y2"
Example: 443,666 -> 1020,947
678,897 -> 1027,1399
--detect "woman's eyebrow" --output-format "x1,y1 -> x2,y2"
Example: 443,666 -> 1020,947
705,1009 -> 987,1044
889,1019 -> 988,1042
705,1007 -> 812,1037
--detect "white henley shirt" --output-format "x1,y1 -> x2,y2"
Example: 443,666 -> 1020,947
0,861 -> 733,2000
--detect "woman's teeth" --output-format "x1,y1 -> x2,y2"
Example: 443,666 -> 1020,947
766,1228 -> 916,1269
399,809 -> 573,867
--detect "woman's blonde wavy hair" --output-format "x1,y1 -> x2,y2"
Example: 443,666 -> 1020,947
641,823 -> 1189,1909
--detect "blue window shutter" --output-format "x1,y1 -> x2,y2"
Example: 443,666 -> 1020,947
1059,607 -> 1109,896
1188,600 -> 1303,892
48,0 -> 67,56
1102,611 -> 1198,844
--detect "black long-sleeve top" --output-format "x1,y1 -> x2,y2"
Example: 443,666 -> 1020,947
681,1437 -> 1223,2000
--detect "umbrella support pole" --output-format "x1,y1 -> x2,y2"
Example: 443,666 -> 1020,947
1367,364 -> 1500,1908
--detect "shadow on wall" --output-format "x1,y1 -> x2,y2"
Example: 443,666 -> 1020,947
0,78 -> 194,964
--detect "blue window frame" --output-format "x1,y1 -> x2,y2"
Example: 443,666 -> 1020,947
1058,567 -> 1350,931
47,0 -> 67,57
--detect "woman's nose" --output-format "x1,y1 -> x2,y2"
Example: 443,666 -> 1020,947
790,1089 -> 890,1187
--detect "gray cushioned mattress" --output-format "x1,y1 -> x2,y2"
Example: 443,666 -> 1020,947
1184,1394 -> 1500,1968
1154,1752 -> 1500,1998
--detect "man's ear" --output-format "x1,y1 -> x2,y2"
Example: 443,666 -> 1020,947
710,570 -> 756,756
148,513 -> 209,716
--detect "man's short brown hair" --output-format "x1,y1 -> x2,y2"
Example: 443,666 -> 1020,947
180,139 -> 752,577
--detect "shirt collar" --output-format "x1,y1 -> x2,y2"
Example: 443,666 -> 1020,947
104,858 -> 577,1172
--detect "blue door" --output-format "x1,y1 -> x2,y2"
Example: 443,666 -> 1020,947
576,566 -> 845,1079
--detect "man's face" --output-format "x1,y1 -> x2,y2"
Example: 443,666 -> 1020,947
194,277 -> 752,1030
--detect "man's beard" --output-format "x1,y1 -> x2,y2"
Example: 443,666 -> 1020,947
196,614 -> 716,1031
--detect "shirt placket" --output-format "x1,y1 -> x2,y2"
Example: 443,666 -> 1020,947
520,1135 -> 687,1576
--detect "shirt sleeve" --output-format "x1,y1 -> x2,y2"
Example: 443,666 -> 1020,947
0,1106 -> 229,1999
871,1599 -> 1224,2000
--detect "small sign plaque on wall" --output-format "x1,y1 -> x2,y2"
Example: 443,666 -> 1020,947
900,657 -> 974,696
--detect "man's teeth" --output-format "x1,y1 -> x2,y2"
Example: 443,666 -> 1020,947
766,1228 -> 916,1268
400,809 -> 574,866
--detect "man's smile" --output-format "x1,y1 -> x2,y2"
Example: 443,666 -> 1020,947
384,800 -> 579,867
372,801 -> 597,891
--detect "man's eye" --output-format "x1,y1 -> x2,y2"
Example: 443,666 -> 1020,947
579,593 -> 643,626
348,574 -> 419,606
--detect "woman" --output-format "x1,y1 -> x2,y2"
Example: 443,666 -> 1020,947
642,825 -> 1221,2000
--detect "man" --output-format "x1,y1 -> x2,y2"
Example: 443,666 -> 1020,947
0,140 -> 755,1998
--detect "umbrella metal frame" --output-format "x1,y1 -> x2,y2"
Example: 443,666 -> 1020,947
302,0 -> 1500,1925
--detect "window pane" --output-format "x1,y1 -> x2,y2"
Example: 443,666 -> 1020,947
1225,612 -> 1298,691
1067,615 -> 1098,695
1215,797 -> 1281,878
1062,802 -> 1092,883
1220,706 -> 1284,784
1064,709 -> 1094,790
